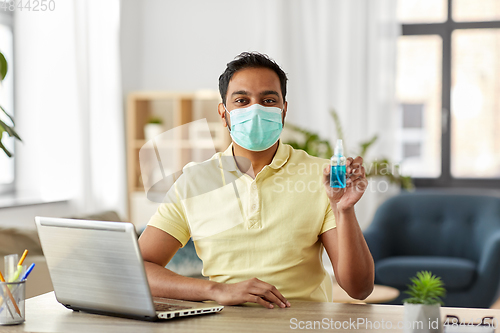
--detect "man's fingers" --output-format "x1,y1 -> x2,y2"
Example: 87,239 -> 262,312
353,156 -> 363,165
323,167 -> 331,186
349,178 -> 368,191
247,278 -> 290,308
347,157 -> 364,176
348,166 -> 365,181
355,179 -> 368,192
250,288 -> 286,308
258,282 -> 289,307
266,287 -> 288,308
250,295 -> 274,309
268,284 -> 290,307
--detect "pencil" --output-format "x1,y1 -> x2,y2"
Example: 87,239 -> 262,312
18,250 -> 28,266
0,294 -> 15,318
8,249 -> 29,283
0,270 -> 21,316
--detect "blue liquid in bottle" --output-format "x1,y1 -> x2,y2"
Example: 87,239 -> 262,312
330,139 -> 346,188
330,164 -> 346,188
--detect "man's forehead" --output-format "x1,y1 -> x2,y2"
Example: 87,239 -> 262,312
227,67 -> 281,94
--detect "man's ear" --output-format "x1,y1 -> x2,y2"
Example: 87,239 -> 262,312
218,103 -> 229,128
282,101 -> 288,124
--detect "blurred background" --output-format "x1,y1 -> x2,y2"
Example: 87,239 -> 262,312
0,0 -> 499,229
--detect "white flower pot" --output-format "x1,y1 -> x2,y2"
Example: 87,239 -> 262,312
144,123 -> 164,141
403,303 -> 442,333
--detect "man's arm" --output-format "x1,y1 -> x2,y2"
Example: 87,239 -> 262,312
320,212 -> 374,300
139,225 -> 290,308
321,157 -> 375,300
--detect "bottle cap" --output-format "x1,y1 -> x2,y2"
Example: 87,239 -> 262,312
334,139 -> 344,156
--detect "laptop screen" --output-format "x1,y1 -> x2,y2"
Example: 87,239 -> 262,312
35,217 -> 156,318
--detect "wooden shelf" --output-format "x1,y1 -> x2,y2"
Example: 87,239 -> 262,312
125,90 -> 230,224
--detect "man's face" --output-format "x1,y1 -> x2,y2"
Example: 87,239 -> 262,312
218,67 -> 287,129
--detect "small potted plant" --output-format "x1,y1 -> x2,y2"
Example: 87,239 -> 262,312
403,271 -> 446,333
144,116 -> 164,141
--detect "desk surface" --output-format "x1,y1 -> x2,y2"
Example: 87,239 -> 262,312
332,283 -> 400,304
5,292 -> 500,333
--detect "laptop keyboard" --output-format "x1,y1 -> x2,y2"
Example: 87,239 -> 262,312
154,302 -> 193,312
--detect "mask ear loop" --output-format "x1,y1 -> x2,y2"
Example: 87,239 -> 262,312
281,103 -> 286,126
223,104 -> 231,133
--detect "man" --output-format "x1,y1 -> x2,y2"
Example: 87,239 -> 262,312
139,52 -> 374,309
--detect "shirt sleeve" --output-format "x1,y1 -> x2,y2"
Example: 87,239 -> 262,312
147,182 -> 191,247
320,194 -> 336,235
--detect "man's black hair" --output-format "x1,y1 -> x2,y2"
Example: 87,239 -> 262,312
218,52 -> 288,105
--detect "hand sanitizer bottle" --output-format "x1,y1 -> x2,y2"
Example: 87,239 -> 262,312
330,139 -> 346,188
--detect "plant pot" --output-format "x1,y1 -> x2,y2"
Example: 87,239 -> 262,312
403,303 -> 442,333
144,123 -> 164,141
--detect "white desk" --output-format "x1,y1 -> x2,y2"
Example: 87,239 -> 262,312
3,292 -> 499,333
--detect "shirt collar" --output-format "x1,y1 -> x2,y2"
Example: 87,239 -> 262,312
219,140 -> 290,172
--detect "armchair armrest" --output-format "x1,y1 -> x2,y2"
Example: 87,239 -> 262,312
473,230 -> 500,305
477,230 -> 500,280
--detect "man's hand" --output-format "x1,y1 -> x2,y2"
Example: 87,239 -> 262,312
211,278 -> 291,309
323,156 -> 368,211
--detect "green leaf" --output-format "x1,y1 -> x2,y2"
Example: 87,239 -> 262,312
0,105 -> 15,125
359,134 -> 378,157
0,51 -> 7,81
0,137 -> 12,157
0,119 -> 22,142
403,271 -> 446,305
329,109 -> 344,142
284,107 -> 413,189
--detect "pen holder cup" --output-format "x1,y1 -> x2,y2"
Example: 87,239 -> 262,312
0,280 -> 25,325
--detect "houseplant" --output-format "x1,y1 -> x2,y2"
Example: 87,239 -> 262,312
403,271 -> 446,333
144,116 -> 164,141
0,50 -> 22,157
285,109 -> 413,190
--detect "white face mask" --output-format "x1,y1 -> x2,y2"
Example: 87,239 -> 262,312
224,103 -> 284,151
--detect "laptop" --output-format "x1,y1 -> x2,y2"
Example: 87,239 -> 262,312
35,216 -> 223,321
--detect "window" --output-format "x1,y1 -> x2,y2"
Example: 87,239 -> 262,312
396,0 -> 500,188
0,9 -> 14,194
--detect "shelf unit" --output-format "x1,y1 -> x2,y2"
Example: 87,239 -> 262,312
126,91 -> 230,225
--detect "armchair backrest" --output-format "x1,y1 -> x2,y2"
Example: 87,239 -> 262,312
365,193 -> 500,263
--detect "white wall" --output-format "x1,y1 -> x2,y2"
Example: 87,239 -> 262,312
121,0 -> 268,95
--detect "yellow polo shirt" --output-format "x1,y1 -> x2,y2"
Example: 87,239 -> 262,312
148,141 -> 336,302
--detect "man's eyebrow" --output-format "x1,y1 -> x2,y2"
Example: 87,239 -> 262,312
231,90 -> 249,97
260,90 -> 280,97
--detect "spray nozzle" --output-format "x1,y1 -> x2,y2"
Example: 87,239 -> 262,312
334,139 -> 344,156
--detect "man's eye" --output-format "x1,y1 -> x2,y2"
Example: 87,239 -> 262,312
235,98 -> 247,103
264,99 -> 276,104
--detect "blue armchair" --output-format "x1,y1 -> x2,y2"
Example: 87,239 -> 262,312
363,193 -> 500,308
